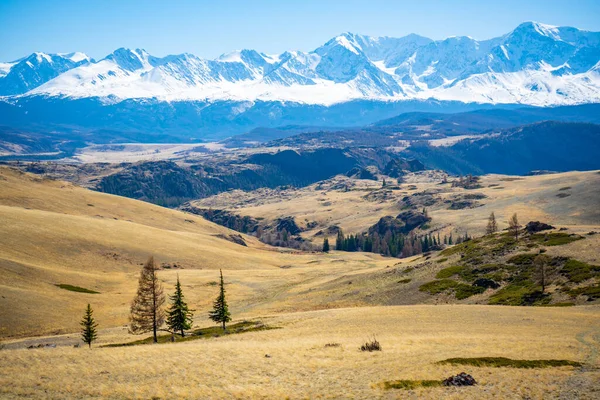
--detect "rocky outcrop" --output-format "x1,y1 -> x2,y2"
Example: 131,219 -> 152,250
526,221 -> 555,233
443,373 -> 477,386
383,158 -> 426,178
368,210 -> 431,236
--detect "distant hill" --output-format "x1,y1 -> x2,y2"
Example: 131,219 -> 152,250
407,121 -> 600,175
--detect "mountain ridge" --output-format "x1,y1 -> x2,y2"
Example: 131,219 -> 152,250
1,21 -> 599,106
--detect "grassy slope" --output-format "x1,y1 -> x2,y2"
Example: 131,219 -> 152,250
194,170 -> 600,244
0,167 -> 392,338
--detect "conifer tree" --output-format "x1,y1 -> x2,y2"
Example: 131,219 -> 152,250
449,233 -> 453,245
80,303 -> 98,348
209,269 -> 231,331
130,256 -> 165,343
167,275 -> 193,337
486,212 -> 498,235
508,213 -> 522,241
322,238 -> 330,252
336,230 -> 344,250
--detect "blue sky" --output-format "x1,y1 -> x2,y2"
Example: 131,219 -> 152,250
1,0 -> 599,61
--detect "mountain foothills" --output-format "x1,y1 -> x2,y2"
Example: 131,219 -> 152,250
0,21 -> 599,138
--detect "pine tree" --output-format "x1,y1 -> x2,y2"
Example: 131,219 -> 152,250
508,213 -> 522,241
130,256 -> 165,343
449,233 -> 453,245
486,212 -> 498,235
322,238 -> 330,252
336,230 -> 344,250
209,269 -> 231,331
80,303 -> 98,348
166,275 -> 193,337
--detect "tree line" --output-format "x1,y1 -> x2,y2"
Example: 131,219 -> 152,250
81,256 -> 231,348
329,229 -> 470,258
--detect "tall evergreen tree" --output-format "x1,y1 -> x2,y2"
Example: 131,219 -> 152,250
322,238 -> 330,252
130,256 -> 165,343
80,303 -> 98,348
167,275 -> 193,337
486,212 -> 498,235
209,269 -> 231,331
336,230 -> 344,250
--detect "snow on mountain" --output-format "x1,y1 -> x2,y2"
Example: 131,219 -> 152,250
0,52 -> 92,96
3,22 -> 600,106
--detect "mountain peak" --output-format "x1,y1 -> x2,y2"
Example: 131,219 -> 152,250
512,21 -> 564,41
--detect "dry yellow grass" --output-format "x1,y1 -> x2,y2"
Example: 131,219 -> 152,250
1,305 -> 599,399
195,170 -> 600,245
1,167 -> 600,398
0,167 -> 392,338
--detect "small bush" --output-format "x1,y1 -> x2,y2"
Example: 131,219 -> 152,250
419,279 -> 458,294
397,278 -> 412,284
382,380 -> 442,390
562,259 -> 600,283
436,265 -> 466,279
568,284 -> 600,299
324,342 -> 341,348
454,283 -> 486,299
360,337 -> 381,352
531,233 -> 583,246
507,253 -> 537,266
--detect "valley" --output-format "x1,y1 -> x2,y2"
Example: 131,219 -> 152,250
1,8 -> 600,399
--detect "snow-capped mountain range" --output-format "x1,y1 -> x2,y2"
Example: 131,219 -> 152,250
1,22 -> 599,106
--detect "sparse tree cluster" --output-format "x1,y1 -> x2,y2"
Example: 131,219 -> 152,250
335,229 -> 449,258
126,256 -> 232,344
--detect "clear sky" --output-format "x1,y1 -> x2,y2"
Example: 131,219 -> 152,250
1,0 -> 599,62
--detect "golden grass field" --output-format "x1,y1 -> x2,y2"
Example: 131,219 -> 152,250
1,166 -> 600,399
194,170 -> 600,246
1,305 -> 599,399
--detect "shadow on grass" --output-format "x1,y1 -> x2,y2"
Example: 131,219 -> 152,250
102,321 -> 279,348
438,357 -> 582,368
55,284 -> 100,294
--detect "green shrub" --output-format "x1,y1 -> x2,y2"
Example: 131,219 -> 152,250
382,380 -> 442,390
507,253 -> 537,266
436,265 -> 466,279
568,285 -> 600,299
531,233 -> 583,246
562,259 -> 600,283
419,279 -> 458,294
454,283 -> 486,300
438,357 -> 581,368
488,284 -> 535,306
